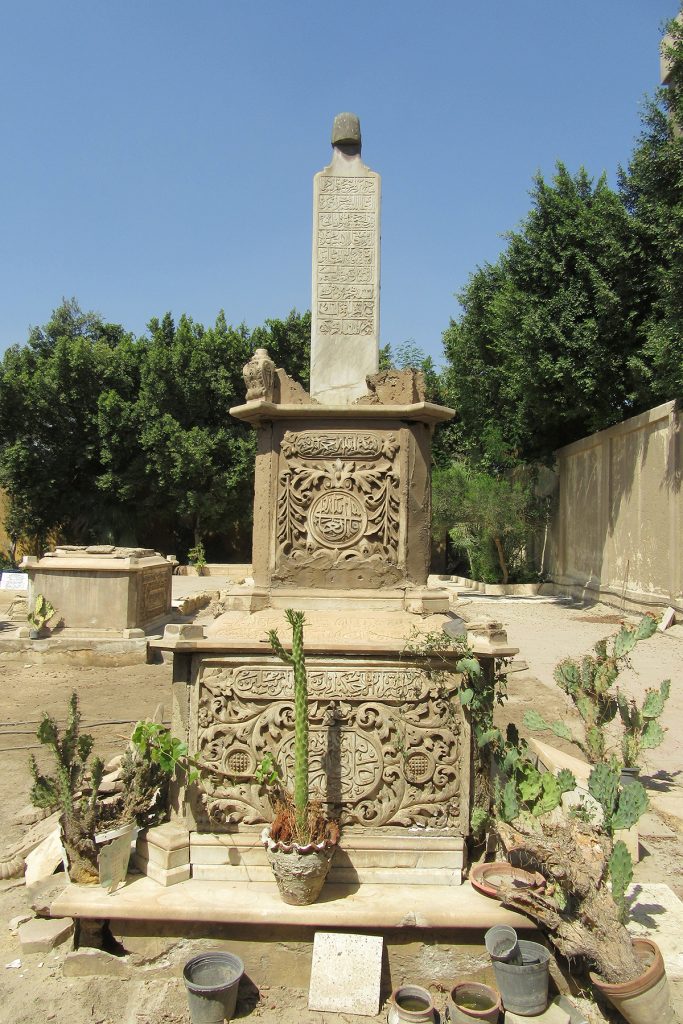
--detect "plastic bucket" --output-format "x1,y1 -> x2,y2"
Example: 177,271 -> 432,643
490,939 -> 550,1016
183,951 -> 244,1024
484,925 -> 522,965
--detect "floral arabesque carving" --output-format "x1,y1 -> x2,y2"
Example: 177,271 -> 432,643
191,660 -> 467,834
276,430 -> 400,564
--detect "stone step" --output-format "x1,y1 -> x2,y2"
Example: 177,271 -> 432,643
51,876 -> 533,932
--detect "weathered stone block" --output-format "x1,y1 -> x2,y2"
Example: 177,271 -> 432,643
63,948 -> 132,978
19,916 -> 73,953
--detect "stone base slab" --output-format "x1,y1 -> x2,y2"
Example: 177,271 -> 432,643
133,822 -> 191,886
0,636 -> 150,666
219,585 -> 451,613
51,876 -> 533,932
188,830 -> 466,885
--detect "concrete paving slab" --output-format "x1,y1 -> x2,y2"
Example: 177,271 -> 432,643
626,882 -> 683,980
308,931 -> 382,1015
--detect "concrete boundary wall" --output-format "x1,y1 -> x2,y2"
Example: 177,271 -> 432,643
545,400 -> 682,613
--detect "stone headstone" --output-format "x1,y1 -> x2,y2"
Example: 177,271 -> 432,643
310,112 -> 380,406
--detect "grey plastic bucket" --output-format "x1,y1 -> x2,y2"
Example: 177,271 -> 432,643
183,951 -> 244,1023
490,939 -> 550,1016
484,925 -> 522,965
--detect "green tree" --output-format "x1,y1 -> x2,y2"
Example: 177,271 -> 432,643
443,165 -> 655,466
432,461 -> 545,583
618,9 -> 683,405
0,299 -> 128,550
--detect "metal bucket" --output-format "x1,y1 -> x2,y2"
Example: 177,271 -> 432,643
490,939 -> 550,1016
183,951 -> 244,1024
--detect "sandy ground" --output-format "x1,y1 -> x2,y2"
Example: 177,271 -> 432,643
0,592 -> 681,1023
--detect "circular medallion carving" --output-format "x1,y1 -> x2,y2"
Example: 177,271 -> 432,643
307,490 -> 367,548
404,751 -> 434,785
225,748 -> 253,776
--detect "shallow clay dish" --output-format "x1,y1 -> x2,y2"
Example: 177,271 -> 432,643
469,861 -> 546,900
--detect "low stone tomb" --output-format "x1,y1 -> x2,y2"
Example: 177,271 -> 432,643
138,634 -> 472,886
23,545 -> 172,637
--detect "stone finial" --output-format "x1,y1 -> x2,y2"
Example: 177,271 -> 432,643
331,112 -> 361,149
243,348 -> 276,403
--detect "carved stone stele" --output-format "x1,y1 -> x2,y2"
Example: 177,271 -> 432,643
188,655 -> 470,836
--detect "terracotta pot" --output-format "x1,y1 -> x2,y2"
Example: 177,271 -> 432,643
447,981 -> 501,1022
387,985 -> 435,1023
261,826 -> 336,905
590,938 -> 673,1024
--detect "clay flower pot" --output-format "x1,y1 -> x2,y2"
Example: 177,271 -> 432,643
261,826 -> 336,905
447,981 -> 501,1022
590,937 -> 673,1024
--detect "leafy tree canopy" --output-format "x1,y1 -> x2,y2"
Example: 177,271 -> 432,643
443,164 -> 657,466
0,300 -> 311,557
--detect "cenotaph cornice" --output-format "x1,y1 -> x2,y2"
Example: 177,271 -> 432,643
229,399 -> 455,426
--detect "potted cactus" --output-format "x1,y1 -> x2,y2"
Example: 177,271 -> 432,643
29,693 -> 171,885
259,609 -> 339,905
492,620 -> 675,1023
617,678 -> 670,781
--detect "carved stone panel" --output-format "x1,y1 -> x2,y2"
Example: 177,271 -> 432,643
274,429 -> 402,588
189,657 -> 469,835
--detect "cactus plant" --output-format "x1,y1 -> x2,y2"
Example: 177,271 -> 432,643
29,692 -> 104,882
524,614 -> 666,768
27,593 -> 56,634
268,609 -> 310,840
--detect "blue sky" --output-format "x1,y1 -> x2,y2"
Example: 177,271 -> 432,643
0,1 -> 678,366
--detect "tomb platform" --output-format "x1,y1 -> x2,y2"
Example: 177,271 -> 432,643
142,612 -> 516,889
22,545 -> 173,638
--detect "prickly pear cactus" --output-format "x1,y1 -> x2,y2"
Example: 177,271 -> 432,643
608,839 -> 633,923
613,781 -> 648,831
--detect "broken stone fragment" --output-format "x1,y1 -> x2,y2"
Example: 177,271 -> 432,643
18,916 -> 73,954
62,948 -> 132,978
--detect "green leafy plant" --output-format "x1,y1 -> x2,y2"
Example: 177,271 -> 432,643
266,609 -> 338,847
131,721 -> 200,785
188,541 -> 206,574
495,727 -> 576,823
523,614 -> 661,765
28,593 -> 56,633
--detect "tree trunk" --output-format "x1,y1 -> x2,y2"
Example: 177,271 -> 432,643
494,536 -> 509,584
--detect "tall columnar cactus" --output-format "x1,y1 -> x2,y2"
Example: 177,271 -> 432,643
268,609 -> 309,841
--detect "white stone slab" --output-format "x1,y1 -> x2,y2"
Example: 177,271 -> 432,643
308,931 -> 382,1015
0,572 -> 28,590
627,882 -> 683,980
